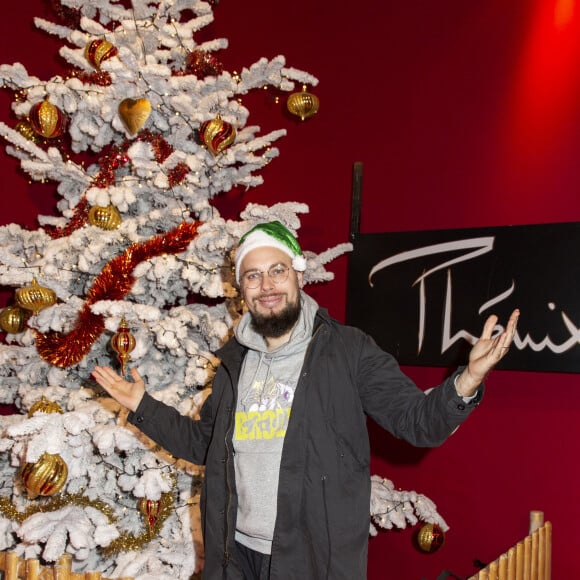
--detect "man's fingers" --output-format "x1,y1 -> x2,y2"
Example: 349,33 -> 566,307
480,314 -> 498,341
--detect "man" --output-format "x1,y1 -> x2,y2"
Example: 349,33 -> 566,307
92,221 -> 519,580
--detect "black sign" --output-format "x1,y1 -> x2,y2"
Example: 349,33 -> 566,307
346,222 -> 580,373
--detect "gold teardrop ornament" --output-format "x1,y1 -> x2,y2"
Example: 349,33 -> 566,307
286,85 -> 320,121
118,98 -> 152,135
15,279 -> 57,315
0,304 -> 30,334
88,204 -> 122,230
110,317 -> 136,376
21,453 -> 68,499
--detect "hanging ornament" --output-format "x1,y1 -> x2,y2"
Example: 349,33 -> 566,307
199,114 -> 236,155
85,39 -> 118,70
21,453 -> 68,499
0,304 -> 30,334
14,120 -> 39,143
110,317 -> 136,376
15,278 -> 57,315
28,396 -> 63,417
136,490 -> 174,536
138,498 -> 162,533
28,99 -> 67,138
88,204 -> 122,230
416,523 -> 446,553
118,97 -> 152,135
286,85 -> 320,121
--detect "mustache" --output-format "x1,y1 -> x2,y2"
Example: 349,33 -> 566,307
253,292 -> 286,301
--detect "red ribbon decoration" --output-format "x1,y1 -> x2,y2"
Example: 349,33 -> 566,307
35,221 -> 200,368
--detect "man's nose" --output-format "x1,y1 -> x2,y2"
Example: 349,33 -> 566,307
260,272 -> 275,290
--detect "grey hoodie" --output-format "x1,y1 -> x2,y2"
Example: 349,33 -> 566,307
232,291 -> 318,554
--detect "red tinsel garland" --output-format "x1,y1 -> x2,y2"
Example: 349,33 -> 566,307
35,221 -> 200,368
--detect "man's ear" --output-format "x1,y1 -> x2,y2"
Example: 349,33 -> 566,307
297,271 -> 304,289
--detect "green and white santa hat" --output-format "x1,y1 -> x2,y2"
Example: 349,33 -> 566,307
235,220 -> 307,283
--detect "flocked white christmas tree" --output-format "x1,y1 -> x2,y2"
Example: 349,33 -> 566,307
0,1 -> 448,578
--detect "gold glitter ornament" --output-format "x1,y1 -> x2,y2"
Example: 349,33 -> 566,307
28,396 -> 63,417
416,522 -> 446,553
0,304 -> 30,333
15,120 -> 39,143
21,453 -> 68,499
286,85 -> 320,121
88,204 -> 122,230
28,99 -> 67,138
118,97 -> 152,135
15,278 -> 57,315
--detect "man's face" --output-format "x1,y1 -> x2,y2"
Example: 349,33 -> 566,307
239,246 -> 303,338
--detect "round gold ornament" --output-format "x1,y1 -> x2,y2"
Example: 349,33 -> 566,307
286,85 -> 320,121
15,279 -> 57,315
28,397 -> 63,417
85,39 -> 118,70
0,304 -> 30,334
416,523 -> 445,553
21,453 -> 68,499
88,204 -> 122,230
28,100 -> 67,138
199,114 -> 236,155
15,120 -> 39,143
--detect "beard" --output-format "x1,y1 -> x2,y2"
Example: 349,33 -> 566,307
249,295 -> 302,339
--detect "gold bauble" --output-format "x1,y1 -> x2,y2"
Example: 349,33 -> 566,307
28,397 -> 63,417
88,204 -> 122,230
15,278 -> 57,315
0,304 -> 30,334
416,523 -> 445,553
15,120 -> 39,143
28,100 -> 67,138
118,97 -> 152,135
85,39 -> 118,70
286,85 -> 320,121
21,453 -> 68,499
199,114 -> 236,155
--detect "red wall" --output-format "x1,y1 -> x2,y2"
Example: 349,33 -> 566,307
1,1 -> 579,578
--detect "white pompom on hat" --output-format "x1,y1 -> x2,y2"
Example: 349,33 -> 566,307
234,221 -> 307,283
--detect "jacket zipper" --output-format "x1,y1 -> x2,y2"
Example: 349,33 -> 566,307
221,359 -> 239,569
321,474 -> 331,580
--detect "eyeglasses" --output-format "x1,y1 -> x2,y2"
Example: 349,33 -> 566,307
241,263 -> 291,289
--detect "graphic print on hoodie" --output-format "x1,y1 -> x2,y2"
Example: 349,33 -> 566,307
232,292 -> 318,554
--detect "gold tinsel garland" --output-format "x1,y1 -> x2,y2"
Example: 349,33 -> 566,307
35,221 -> 200,368
0,490 -> 174,556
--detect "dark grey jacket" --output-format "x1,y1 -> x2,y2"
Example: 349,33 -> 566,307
128,308 -> 482,579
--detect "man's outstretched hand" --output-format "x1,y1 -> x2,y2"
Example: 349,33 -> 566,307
455,308 -> 520,397
92,366 -> 145,413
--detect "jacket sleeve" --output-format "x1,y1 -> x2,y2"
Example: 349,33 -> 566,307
127,390 -> 214,465
353,329 -> 483,447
